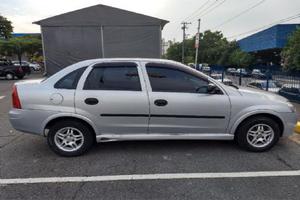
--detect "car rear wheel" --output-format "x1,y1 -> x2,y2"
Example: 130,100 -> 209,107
235,117 -> 280,152
5,73 -> 14,80
47,120 -> 95,157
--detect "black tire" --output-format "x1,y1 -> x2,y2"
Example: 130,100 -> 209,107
5,73 -> 14,80
17,75 -> 24,79
235,116 -> 280,152
47,120 -> 95,157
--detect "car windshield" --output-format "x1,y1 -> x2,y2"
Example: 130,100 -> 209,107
211,74 -> 222,79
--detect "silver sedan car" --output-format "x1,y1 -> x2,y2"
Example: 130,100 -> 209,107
9,59 -> 297,156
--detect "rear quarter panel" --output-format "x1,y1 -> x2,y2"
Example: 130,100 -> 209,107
17,82 -> 75,113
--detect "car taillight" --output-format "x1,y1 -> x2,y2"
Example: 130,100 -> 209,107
18,67 -> 23,73
12,85 -> 22,109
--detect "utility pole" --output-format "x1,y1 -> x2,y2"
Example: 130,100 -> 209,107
181,22 -> 191,63
195,19 -> 201,68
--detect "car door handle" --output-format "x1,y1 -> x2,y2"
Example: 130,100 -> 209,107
85,98 -> 99,105
154,99 -> 168,107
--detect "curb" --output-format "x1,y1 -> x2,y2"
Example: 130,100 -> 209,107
289,133 -> 300,145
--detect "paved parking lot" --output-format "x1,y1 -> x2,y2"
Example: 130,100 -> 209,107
0,74 -> 300,200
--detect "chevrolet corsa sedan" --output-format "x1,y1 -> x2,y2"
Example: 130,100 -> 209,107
9,59 -> 297,156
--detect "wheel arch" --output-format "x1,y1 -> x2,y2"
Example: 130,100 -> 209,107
5,71 -> 15,75
43,114 -> 98,139
231,112 -> 284,137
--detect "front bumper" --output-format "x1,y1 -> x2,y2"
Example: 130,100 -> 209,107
280,112 -> 298,136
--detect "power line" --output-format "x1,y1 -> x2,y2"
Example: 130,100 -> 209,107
193,0 -> 227,20
188,0 -> 222,22
227,12 -> 300,39
183,0 -> 211,22
211,0 -> 266,30
228,13 -> 300,39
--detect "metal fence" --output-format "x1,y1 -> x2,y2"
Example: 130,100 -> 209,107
197,68 -> 300,103
201,69 -> 300,89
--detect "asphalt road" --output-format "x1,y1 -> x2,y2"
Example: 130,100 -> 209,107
0,74 -> 300,200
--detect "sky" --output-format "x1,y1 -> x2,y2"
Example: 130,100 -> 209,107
1,0 -> 300,41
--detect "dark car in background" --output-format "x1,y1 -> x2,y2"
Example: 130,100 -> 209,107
201,66 -> 211,74
0,59 -> 25,80
247,80 -> 281,93
236,68 -> 251,77
251,69 -> 267,79
13,61 -> 41,71
210,73 -> 233,86
278,84 -> 300,103
12,61 -> 31,75
226,68 -> 237,75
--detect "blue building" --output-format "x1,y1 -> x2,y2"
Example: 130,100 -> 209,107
11,33 -> 41,38
238,24 -> 300,67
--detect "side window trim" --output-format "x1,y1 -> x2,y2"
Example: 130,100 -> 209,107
83,63 -> 142,91
54,67 -> 87,90
145,64 -> 210,94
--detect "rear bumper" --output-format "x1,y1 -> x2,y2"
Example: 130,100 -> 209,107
9,109 -> 57,135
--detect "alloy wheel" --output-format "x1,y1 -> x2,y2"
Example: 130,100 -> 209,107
246,124 -> 274,148
54,127 -> 84,152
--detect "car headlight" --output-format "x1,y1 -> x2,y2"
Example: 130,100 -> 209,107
287,102 -> 296,113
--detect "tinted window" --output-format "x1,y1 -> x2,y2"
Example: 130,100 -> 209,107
283,87 -> 299,94
84,66 -> 141,91
146,66 -> 209,93
267,81 -> 279,88
54,67 -> 87,89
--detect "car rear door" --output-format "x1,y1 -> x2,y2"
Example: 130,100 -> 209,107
142,62 -> 231,134
75,61 -> 150,135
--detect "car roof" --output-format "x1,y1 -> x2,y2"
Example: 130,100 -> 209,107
46,58 -> 214,84
69,58 -> 182,68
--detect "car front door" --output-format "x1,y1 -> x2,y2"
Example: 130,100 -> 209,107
143,62 -> 231,134
75,62 -> 150,135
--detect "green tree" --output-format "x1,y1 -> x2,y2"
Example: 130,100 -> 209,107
22,35 -> 43,60
165,30 -> 253,67
197,30 -> 230,65
0,36 -> 42,63
0,15 -> 13,39
228,49 -> 254,68
281,28 -> 300,71
166,42 -> 182,62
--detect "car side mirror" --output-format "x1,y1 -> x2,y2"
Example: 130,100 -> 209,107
207,83 -> 217,94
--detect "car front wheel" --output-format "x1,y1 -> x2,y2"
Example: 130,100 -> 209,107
47,120 -> 95,157
235,117 -> 280,152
